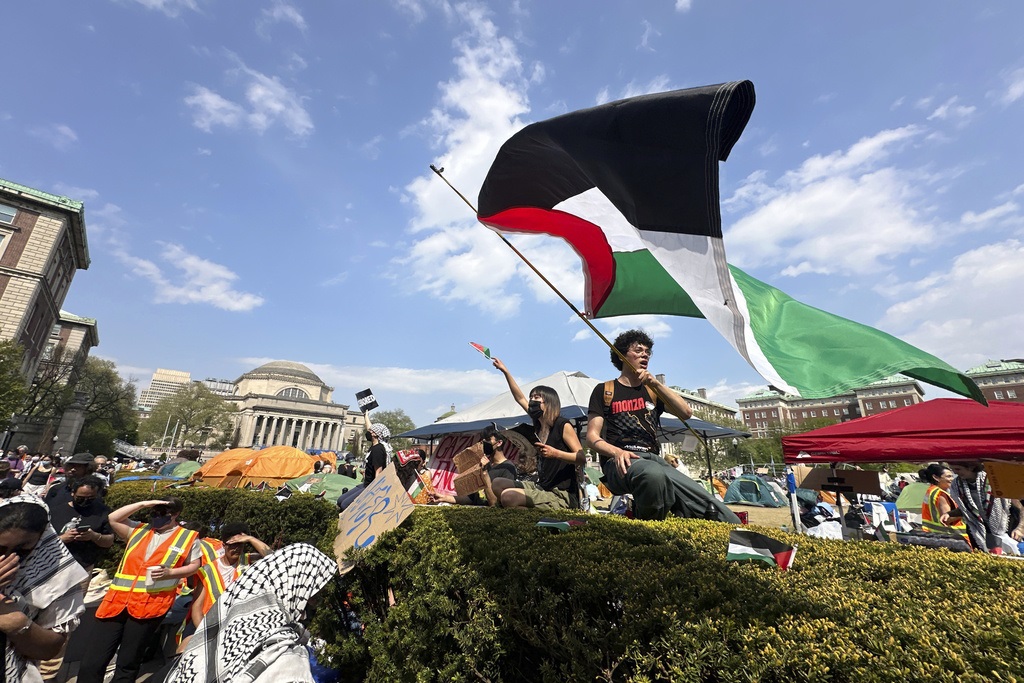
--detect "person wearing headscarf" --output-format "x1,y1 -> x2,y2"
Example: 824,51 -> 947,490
0,494 -> 89,683
166,543 -> 337,683
337,412 -> 392,511
950,461 -> 1012,552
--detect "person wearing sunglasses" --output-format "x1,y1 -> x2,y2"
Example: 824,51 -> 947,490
78,497 -> 201,683
47,476 -> 114,572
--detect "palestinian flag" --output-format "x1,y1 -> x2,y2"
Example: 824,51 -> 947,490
469,342 -> 492,360
477,81 -> 983,402
406,474 -> 426,501
726,529 -> 797,570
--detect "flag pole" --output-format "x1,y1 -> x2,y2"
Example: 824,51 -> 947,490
429,164 -> 710,451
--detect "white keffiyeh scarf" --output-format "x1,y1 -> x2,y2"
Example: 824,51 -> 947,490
167,543 -> 337,683
1,494 -> 88,683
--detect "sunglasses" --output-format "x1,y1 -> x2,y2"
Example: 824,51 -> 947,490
224,541 -> 247,550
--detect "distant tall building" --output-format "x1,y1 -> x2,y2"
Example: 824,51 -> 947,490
138,368 -> 192,412
965,360 -> 1024,403
199,378 -> 235,397
0,179 -> 90,379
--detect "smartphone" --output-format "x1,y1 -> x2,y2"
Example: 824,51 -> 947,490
77,524 -> 92,532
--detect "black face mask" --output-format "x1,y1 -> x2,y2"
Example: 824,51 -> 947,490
72,497 -> 94,511
364,431 -> 373,441
482,441 -> 495,456
527,401 -> 544,420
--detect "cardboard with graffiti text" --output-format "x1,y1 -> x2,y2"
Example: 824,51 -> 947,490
334,463 -> 414,573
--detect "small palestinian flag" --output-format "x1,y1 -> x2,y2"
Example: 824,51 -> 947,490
726,529 -> 797,570
406,475 -> 426,502
469,342 -> 492,360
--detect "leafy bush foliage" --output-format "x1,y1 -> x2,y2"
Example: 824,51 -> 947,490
326,508 -> 1024,683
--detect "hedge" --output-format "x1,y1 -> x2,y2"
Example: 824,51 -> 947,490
325,508 -> 1024,683
101,483 -> 1024,682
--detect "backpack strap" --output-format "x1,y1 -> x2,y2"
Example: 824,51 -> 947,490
604,380 -> 659,407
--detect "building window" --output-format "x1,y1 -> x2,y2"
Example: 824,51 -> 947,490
833,409 -> 840,416
1009,390 -> 1017,399
0,203 -> 16,225
276,387 -> 310,399
904,398 -> 912,406
889,400 -> 897,408
994,391 -> 1005,400
801,411 -> 807,418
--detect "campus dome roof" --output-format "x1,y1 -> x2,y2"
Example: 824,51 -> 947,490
235,360 -> 326,387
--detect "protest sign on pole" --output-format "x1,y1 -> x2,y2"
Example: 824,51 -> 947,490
334,463 -> 414,573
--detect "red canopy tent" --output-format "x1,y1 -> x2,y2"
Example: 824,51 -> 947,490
782,399 -> 1024,464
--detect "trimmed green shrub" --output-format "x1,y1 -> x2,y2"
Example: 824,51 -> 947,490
324,508 -> 1024,683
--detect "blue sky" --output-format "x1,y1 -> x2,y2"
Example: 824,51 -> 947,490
3,1 -> 1023,427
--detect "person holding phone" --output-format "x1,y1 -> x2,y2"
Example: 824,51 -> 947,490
47,476 -> 114,571
919,463 -> 972,547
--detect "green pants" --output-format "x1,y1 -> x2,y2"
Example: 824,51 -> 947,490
601,453 -> 740,523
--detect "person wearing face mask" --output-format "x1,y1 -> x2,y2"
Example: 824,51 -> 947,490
7,447 -> 27,480
43,453 -> 100,509
21,455 -> 55,498
491,358 -> 584,510
77,497 -> 200,683
429,427 -> 517,507
336,414 -> 392,511
47,477 -> 114,572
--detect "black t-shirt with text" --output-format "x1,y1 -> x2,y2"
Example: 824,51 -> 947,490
588,380 -> 665,457
48,499 -> 113,569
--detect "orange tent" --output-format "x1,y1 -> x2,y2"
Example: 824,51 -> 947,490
315,451 -> 337,469
194,447 -> 316,488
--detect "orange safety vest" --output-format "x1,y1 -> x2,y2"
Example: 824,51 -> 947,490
195,554 -> 250,616
921,485 -> 971,546
198,538 -> 223,566
96,524 -> 199,620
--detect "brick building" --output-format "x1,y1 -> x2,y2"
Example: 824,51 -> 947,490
0,179 -> 90,379
737,374 -> 924,437
964,360 -> 1024,403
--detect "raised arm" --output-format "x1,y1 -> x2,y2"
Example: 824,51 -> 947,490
639,370 -> 693,420
492,358 -> 529,413
108,499 -> 166,541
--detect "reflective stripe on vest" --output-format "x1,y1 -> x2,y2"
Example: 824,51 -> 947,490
199,539 -> 222,566
109,526 -> 198,594
921,485 -> 970,542
197,560 -> 246,615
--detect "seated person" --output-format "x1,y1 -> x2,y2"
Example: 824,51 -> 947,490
430,428 -> 518,506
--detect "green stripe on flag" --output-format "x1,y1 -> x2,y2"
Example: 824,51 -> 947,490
598,250 -> 703,318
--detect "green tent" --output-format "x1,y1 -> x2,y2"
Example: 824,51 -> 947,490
895,482 -> 929,511
285,473 -> 362,501
723,474 -> 787,507
171,461 -> 201,479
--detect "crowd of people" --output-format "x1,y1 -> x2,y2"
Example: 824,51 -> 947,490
0,443 -> 338,683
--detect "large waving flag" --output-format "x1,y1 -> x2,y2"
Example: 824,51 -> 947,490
477,81 -> 983,402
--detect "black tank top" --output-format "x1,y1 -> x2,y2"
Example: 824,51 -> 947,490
27,466 -> 51,485
536,417 -> 579,504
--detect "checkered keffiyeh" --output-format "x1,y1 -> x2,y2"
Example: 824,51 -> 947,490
168,543 -> 337,683
1,494 -> 88,683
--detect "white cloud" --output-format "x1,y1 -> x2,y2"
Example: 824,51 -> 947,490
239,357 -> 507,401
638,20 -> 660,51
571,315 -> 673,343
880,240 -> 1024,369
360,134 -> 384,160
724,125 -> 937,275
119,0 -> 199,16
115,243 -> 265,311
995,67 -> 1024,105
960,201 -> 1019,226
320,272 -> 349,287
392,0 -> 427,22
702,378 -> 765,411
258,0 -> 307,33
674,0 -> 693,11
29,123 -> 78,151
185,86 -> 244,132
52,183 -> 100,200
596,75 -> 673,105
185,63 -> 313,137
926,96 -> 975,126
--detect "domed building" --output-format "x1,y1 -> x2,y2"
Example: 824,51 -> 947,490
228,361 -> 354,451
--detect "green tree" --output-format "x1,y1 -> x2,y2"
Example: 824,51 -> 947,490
74,358 -> 139,454
370,408 -> 416,449
0,341 -> 27,432
140,383 -> 236,449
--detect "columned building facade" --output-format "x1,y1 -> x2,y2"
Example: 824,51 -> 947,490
229,361 -> 348,451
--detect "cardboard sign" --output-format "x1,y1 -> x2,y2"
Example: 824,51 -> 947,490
799,468 -> 883,497
356,388 -> 378,412
334,464 -> 414,573
984,461 -> 1024,499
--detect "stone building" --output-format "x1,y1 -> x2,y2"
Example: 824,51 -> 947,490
137,368 -> 192,413
0,179 -> 90,379
964,360 -> 1024,403
229,361 -> 351,451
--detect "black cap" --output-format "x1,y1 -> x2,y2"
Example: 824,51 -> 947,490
67,452 -> 95,465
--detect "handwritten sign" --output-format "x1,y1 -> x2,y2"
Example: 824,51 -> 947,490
356,388 -> 378,412
984,461 -> 1024,499
334,464 -> 414,573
